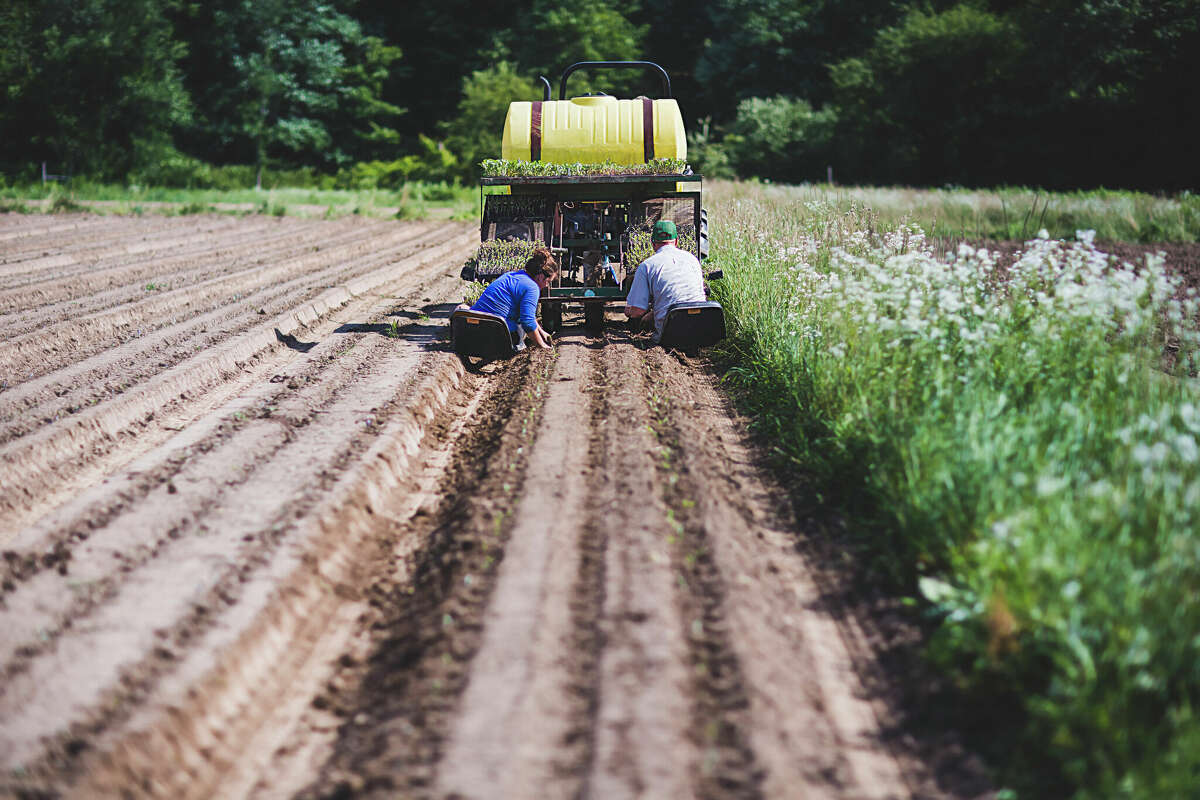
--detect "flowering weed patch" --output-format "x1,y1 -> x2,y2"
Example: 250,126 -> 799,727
709,193 -> 1200,798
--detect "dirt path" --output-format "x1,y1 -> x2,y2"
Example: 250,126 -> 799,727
0,214 -> 988,799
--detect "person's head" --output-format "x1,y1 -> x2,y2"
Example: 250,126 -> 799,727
651,219 -> 677,250
523,246 -> 559,288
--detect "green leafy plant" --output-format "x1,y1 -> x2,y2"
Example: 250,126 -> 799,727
623,220 -> 698,265
463,281 -> 486,305
47,192 -> 84,213
479,158 -> 689,178
462,239 -> 539,280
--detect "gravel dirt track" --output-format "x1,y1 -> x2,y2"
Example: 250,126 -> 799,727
0,213 -> 990,799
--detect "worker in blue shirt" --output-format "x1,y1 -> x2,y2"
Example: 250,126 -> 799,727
467,247 -> 558,350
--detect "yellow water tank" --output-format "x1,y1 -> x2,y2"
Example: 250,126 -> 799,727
501,96 -> 686,165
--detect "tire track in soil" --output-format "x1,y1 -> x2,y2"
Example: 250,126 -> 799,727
433,338 -> 601,799
639,347 -> 959,799
637,345 -> 767,800
574,339 -> 701,800
293,350 -> 557,800
557,345 -> 612,793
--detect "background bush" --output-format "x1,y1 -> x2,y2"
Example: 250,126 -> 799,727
2,0 -> 1195,191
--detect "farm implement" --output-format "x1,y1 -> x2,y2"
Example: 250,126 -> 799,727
454,61 -> 724,360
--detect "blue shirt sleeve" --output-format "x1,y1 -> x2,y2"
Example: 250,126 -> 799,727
518,277 -> 539,333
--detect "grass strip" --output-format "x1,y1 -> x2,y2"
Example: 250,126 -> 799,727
0,181 -> 478,221
709,180 -> 1200,245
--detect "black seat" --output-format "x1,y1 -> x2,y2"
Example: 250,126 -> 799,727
450,309 -> 517,362
658,301 -> 725,349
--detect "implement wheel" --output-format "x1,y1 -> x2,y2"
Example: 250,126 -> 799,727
584,302 -> 606,331
541,301 -> 562,332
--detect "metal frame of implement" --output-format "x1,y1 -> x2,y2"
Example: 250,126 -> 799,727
479,173 -> 704,331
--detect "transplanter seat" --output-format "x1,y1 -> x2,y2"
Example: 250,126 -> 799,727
450,309 -> 517,363
658,301 -> 725,349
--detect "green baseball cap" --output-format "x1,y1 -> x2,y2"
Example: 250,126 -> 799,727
651,219 -> 677,241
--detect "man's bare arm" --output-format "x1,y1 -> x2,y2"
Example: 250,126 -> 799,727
624,304 -> 649,319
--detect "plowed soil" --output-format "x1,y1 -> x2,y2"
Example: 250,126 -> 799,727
0,213 -> 992,799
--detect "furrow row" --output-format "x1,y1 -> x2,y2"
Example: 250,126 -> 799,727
0,344 -> 482,797
0,214 -> 261,283
0,221 -> 454,436
643,347 -> 934,799
0,215 -> 208,267
0,224 -> 474,538
291,350 -> 555,799
0,220 -> 445,380
0,216 -> 380,318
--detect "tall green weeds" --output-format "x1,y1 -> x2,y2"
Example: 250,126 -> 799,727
710,193 -> 1200,798
711,181 -> 1200,244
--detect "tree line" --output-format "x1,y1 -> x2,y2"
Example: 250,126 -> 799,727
2,0 -> 1196,191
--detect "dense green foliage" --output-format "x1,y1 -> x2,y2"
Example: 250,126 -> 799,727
461,239 -> 540,280
479,158 -> 689,177
1,0 -> 191,180
2,0 -> 1195,191
708,182 -> 1200,797
169,0 -> 403,176
622,221 -> 698,266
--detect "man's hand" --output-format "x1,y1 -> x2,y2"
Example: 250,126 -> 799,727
531,326 -> 554,349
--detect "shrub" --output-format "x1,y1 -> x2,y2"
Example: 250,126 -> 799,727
686,117 -> 737,180
724,96 -> 837,184
128,146 -> 214,188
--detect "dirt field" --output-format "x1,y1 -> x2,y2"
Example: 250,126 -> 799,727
0,213 -> 990,799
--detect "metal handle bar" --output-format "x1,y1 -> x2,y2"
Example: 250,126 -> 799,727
558,61 -> 671,100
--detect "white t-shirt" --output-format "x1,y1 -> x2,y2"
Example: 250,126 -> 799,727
626,244 -> 706,340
